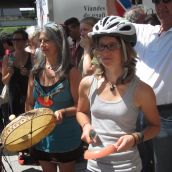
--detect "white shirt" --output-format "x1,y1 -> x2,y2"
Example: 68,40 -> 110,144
134,24 -> 172,105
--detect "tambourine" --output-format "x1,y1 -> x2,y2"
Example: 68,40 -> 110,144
0,108 -> 56,152
84,144 -> 117,160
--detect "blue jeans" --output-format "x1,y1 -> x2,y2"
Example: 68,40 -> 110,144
153,105 -> 172,172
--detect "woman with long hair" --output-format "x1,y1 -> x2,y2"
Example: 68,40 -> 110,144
25,22 -> 82,172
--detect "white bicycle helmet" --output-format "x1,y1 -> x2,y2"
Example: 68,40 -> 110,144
88,16 -> 136,46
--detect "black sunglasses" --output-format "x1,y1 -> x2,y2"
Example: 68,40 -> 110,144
152,0 -> 172,4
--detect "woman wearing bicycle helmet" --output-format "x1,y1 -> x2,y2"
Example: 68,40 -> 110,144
76,16 -> 160,172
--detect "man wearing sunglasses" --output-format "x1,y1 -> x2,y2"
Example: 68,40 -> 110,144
106,0 -> 172,172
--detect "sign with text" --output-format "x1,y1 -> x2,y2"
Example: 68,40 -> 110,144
52,0 -> 106,23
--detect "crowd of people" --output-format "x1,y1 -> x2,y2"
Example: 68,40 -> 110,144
0,0 -> 172,172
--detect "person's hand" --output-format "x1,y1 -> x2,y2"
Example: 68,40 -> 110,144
80,36 -> 92,51
54,109 -> 65,124
7,66 -> 14,76
81,123 -> 96,144
20,66 -> 30,76
114,134 -> 135,152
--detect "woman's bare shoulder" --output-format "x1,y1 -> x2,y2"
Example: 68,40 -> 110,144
81,75 -> 95,86
134,80 -> 156,107
136,80 -> 154,95
78,75 -> 95,94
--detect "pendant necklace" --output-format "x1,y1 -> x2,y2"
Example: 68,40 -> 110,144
104,75 -> 117,92
108,82 -> 116,92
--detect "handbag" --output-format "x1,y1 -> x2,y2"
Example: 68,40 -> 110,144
0,84 -> 9,105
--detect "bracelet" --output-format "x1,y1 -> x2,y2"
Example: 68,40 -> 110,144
131,134 -> 137,147
131,132 -> 144,147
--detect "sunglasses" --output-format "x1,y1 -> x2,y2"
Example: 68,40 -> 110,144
96,43 -> 121,52
152,0 -> 172,4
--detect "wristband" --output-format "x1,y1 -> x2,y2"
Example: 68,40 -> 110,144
131,132 -> 144,146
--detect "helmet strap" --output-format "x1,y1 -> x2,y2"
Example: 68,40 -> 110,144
120,38 -> 127,63
120,38 -> 128,81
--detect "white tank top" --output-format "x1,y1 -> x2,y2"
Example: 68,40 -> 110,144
87,76 -> 142,172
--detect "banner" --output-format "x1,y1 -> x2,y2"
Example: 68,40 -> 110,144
36,0 -> 49,28
51,0 -> 106,24
115,0 -> 132,16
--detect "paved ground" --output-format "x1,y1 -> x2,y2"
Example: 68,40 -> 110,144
1,151 -> 87,172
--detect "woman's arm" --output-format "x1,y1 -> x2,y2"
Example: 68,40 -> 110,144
25,73 -> 35,111
77,76 -> 95,143
106,0 -> 118,16
65,67 -> 82,116
54,67 -> 82,122
134,81 -> 160,141
2,55 -> 14,85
